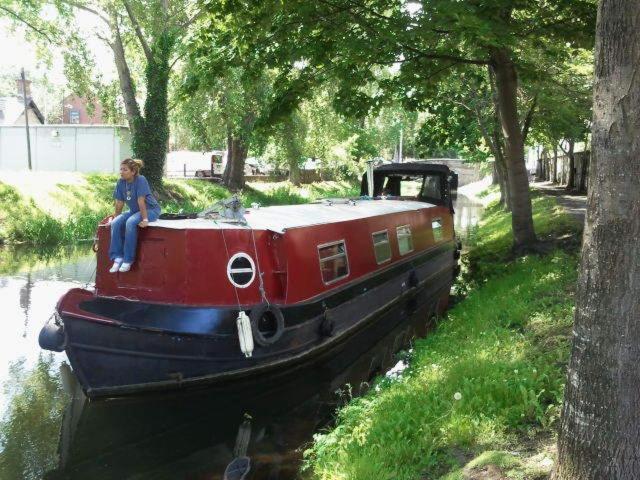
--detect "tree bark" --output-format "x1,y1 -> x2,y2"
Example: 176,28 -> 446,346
566,139 -> 576,191
553,145 -> 558,183
578,152 -> 589,193
490,47 -> 537,249
224,136 -> 248,191
553,0 -> 640,478
110,18 -> 141,135
535,148 -> 543,181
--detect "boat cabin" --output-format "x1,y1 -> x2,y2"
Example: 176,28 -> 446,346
91,163 -> 457,310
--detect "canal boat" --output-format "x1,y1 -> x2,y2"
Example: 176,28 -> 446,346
39,162 -> 461,397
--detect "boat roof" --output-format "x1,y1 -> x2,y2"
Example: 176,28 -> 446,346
152,199 -> 435,234
373,162 -> 452,175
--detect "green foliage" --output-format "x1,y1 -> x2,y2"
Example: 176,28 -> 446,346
0,356 -> 68,480
304,195 -> 581,480
132,32 -> 175,190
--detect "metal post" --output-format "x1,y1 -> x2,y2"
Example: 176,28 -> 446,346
21,68 -> 32,170
366,159 -> 375,198
399,127 -> 403,163
183,163 -> 187,177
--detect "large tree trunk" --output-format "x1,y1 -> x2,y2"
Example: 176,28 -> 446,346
490,47 -> 537,249
132,37 -> 172,191
553,1 -> 640,478
224,136 -> 248,191
113,27 -> 173,192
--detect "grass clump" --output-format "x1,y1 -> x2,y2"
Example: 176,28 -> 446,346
304,195 -> 581,480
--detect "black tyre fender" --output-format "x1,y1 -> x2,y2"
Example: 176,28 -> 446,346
249,304 -> 285,346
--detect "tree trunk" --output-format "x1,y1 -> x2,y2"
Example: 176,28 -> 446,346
110,19 -> 141,137
119,32 -> 173,192
578,153 -> 589,193
553,145 -> 558,183
490,47 -> 537,249
492,160 -> 500,185
553,0 -> 640,477
224,136 -> 248,191
495,153 -> 511,210
566,139 -> 576,191
535,148 -> 543,181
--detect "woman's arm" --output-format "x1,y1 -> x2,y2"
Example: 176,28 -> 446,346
138,197 -> 149,228
114,200 -> 124,217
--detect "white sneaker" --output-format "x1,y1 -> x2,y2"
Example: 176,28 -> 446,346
109,258 -> 123,273
118,262 -> 132,272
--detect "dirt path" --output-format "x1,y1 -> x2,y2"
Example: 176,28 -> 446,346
533,181 -> 587,225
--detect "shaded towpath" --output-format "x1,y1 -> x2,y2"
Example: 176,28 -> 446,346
532,181 -> 587,226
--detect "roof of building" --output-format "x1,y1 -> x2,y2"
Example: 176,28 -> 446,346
0,96 -> 45,125
151,199 -> 434,234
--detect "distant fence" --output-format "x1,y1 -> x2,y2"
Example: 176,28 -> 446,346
0,125 -> 132,173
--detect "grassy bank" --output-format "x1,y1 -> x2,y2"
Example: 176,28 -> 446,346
304,194 -> 582,480
0,174 -> 358,246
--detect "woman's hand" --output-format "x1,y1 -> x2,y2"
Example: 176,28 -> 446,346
139,218 -> 149,228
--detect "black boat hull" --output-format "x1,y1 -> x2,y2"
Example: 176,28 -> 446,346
45,244 -> 457,397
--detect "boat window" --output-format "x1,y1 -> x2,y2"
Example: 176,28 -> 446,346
423,175 -> 442,201
372,230 -> 392,264
432,217 -> 443,242
399,175 -> 424,197
318,240 -> 349,284
380,173 -> 443,204
396,225 -> 414,255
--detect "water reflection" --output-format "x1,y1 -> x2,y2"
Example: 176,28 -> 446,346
0,355 -> 68,480
453,193 -> 483,244
0,245 -> 94,415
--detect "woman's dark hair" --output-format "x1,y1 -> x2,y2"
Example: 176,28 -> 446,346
121,158 -> 144,174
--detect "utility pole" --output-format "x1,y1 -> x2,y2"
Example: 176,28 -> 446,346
399,127 -> 403,163
21,68 -> 32,170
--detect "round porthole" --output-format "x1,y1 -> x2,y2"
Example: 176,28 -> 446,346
227,253 -> 256,288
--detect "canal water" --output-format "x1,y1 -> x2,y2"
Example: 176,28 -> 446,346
0,195 -> 482,480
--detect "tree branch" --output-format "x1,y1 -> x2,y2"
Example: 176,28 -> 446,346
0,6 -> 56,42
58,0 -> 111,26
122,0 -> 152,62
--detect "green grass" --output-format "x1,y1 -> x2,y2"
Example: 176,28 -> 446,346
0,176 -> 359,246
304,195 -> 581,480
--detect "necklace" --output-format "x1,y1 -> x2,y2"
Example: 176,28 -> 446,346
126,181 -> 132,201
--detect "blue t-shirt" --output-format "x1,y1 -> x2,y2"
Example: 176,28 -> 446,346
113,175 -> 161,214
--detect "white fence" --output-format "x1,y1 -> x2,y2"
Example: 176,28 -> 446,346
0,125 -> 132,173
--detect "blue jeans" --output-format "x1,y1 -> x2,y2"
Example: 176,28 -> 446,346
109,209 -> 160,263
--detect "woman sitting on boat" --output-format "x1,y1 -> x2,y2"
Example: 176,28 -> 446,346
108,158 -> 161,273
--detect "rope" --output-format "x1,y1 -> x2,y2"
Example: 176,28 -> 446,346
249,226 -> 270,307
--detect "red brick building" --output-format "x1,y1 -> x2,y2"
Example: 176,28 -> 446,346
62,95 -> 104,124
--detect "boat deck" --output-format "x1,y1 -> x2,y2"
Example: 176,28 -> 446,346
153,199 -> 435,233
